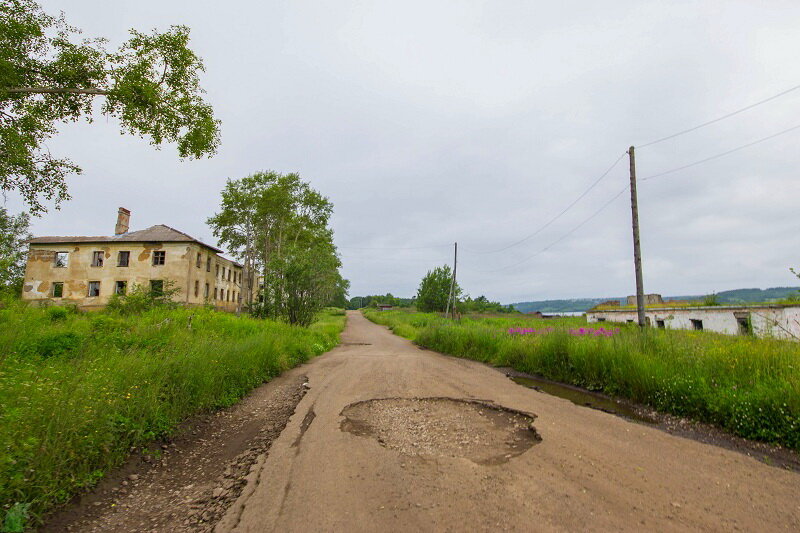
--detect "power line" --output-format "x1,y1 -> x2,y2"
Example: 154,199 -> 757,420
641,123 -> 800,181
470,186 -> 629,274
638,82 -> 800,148
462,152 -> 627,255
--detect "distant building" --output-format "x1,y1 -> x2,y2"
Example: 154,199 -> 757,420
22,208 -> 242,311
587,304 -> 800,340
377,304 -> 393,311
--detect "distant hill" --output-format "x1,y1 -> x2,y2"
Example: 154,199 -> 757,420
511,286 -> 800,313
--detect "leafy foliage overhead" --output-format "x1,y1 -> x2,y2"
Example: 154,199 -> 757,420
0,0 -> 221,213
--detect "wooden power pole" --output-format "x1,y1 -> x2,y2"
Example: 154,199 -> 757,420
628,146 -> 646,327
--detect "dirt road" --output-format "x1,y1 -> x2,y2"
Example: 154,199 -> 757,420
216,311 -> 800,532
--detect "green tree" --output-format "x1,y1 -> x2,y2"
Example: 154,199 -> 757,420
416,265 -> 460,313
0,207 -> 32,295
208,171 -> 342,326
1,0 -> 220,213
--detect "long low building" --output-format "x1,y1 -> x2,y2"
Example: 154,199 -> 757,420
586,304 -> 800,340
22,208 -> 243,312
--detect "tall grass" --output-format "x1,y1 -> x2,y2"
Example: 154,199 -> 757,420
0,300 -> 344,528
364,310 -> 800,450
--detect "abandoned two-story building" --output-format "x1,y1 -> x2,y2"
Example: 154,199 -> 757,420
22,208 -> 243,311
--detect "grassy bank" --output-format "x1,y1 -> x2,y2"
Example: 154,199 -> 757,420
0,301 -> 344,529
364,309 -> 800,451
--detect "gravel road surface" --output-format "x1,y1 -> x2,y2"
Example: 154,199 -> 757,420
217,311 -> 800,532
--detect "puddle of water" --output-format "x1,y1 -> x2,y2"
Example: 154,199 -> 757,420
510,375 -> 656,424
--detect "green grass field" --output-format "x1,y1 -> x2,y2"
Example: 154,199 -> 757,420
0,301 -> 345,529
364,309 -> 800,451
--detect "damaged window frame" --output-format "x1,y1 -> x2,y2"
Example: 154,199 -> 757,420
117,251 -> 130,267
52,282 -> 64,298
54,252 -> 69,268
91,251 -> 104,267
152,250 -> 166,266
87,281 -> 101,297
115,280 -> 127,295
150,280 -> 164,296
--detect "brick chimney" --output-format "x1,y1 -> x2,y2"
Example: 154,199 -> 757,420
115,207 -> 131,235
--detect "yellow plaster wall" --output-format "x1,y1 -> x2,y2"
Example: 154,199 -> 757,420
23,242 -> 243,312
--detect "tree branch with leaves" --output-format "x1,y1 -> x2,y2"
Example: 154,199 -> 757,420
0,0 -> 221,213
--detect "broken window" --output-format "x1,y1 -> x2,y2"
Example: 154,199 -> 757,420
54,252 -> 68,268
88,281 -> 100,297
691,319 -> 703,331
91,251 -> 104,267
152,251 -> 166,266
52,282 -> 64,298
734,312 -> 752,335
196,252 -> 202,268
150,280 -> 164,296
194,280 -> 200,297
117,251 -> 130,267
656,319 -> 665,329
115,280 -> 127,295
206,257 -> 211,272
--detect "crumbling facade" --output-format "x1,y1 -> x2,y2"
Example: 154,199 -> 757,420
22,208 -> 243,312
587,305 -> 800,340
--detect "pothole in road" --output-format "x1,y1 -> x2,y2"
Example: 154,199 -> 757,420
340,398 -> 541,465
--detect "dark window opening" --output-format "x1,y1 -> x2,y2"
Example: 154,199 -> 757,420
54,252 -> 68,268
656,319 -> 665,329
204,283 -> 209,298
596,317 -> 607,322
206,257 -> 212,272
91,251 -> 104,267
194,280 -> 200,297
196,253 -> 202,268
52,282 -> 64,298
216,264 -> 220,277
152,250 -> 166,266
117,251 -> 130,267
626,319 -> 634,323
691,319 -> 703,331
88,281 -> 101,297
735,313 -> 752,335
115,280 -> 127,295
214,287 -> 218,300
228,270 -> 232,282
150,280 -> 164,296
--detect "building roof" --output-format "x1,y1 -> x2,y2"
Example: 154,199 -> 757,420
28,224 -> 224,254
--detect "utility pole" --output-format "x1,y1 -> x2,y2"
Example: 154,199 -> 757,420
445,242 -> 458,318
628,146 -> 646,327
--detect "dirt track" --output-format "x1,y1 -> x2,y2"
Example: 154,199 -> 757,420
216,311 -> 800,532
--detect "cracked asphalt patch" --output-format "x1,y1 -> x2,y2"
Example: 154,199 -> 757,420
340,397 -> 540,465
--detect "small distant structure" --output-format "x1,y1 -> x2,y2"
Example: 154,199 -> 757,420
526,311 -> 544,318
588,304 -> 800,340
377,304 -> 393,311
626,294 -> 663,306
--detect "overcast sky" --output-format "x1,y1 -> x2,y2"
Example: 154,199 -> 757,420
7,1 -> 800,303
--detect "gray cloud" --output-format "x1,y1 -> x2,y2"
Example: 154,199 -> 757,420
8,0 -> 800,302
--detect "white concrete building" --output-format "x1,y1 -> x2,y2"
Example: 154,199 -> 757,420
587,305 -> 800,340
